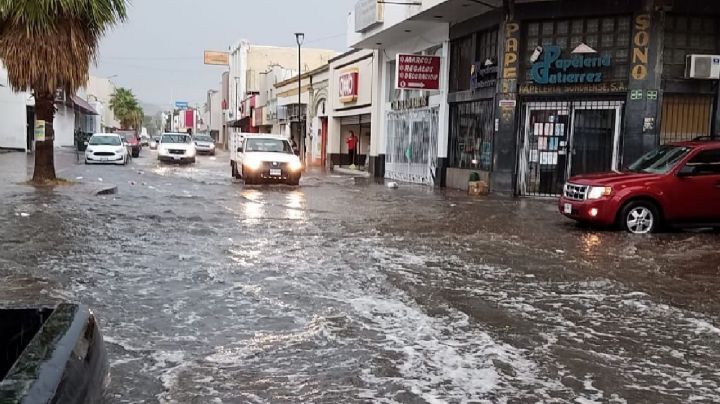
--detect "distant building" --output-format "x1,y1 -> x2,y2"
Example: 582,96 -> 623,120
225,42 -> 337,139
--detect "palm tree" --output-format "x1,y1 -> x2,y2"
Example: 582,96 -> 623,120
110,87 -> 144,130
0,1 -> 127,184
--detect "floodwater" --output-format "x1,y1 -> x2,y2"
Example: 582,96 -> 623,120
1,150 -> 719,403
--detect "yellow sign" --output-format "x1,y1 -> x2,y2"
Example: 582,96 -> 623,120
34,120 -> 46,142
632,14 -> 650,81
204,51 -> 230,66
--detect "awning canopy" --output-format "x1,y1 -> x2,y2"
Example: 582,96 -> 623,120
70,95 -> 99,115
227,116 -> 250,128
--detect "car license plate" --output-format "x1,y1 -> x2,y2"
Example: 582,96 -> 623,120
173,156 -> 181,160
100,157 -> 108,161
564,203 -> 573,214
270,168 -> 282,177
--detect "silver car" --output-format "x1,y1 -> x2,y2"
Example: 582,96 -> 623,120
194,134 -> 216,155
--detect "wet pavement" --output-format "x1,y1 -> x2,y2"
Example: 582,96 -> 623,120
1,149 -> 719,403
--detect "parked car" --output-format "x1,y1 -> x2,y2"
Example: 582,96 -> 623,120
84,134 -> 129,165
157,133 -> 196,164
117,130 -> 142,157
559,139 -> 720,234
231,134 -> 302,185
194,134 -> 216,155
140,134 -> 151,146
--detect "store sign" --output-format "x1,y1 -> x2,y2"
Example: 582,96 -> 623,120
339,70 -> 359,103
396,54 -> 441,90
631,14 -> 651,80
391,96 -> 429,111
471,61 -> 498,90
531,45 -> 612,85
355,0 -> 384,33
204,51 -> 230,66
519,81 -> 628,95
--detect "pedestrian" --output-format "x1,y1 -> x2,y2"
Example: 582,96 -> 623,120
346,131 -> 358,166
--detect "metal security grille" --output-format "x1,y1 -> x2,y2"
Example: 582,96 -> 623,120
660,94 -> 713,143
519,99 -> 623,197
448,100 -> 495,171
385,108 -> 439,186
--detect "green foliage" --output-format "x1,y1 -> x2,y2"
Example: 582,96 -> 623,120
110,87 -> 144,130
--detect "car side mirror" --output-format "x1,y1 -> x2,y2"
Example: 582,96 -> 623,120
677,165 -> 695,177
237,147 -> 243,153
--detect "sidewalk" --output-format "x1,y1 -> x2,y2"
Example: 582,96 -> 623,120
331,165 -> 371,178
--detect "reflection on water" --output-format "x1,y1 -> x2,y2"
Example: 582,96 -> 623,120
581,233 -> 602,256
285,191 -> 307,221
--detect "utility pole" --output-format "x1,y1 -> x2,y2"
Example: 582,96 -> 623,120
295,32 -> 305,161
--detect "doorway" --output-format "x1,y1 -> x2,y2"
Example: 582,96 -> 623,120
519,100 -> 623,197
26,106 -> 35,152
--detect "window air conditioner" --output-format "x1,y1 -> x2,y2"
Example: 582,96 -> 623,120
685,55 -> 720,79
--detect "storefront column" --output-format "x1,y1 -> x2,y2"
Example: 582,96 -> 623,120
492,8 -> 520,194
623,0 -> 664,166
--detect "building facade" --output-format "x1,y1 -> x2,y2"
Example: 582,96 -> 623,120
348,0 -> 451,185
327,49 -> 380,171
346,0 -> 720,194
442,0 -> 720,196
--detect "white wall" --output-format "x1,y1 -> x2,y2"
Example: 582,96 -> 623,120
0,88 -> 28,150
53,105 -> 75,147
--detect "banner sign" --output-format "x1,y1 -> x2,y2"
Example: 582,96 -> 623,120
175,101 -> 189,109
34,120 -> 46,142
204,51 -> 230,66
339,69 -> 359,103
396,54 -> 441,90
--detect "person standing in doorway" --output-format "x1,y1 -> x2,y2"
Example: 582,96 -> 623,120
346,130 -> 358,166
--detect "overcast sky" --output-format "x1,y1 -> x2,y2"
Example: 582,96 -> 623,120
91,0 -> 356,108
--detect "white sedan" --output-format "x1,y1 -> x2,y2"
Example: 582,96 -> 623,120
157,133 -> 197,164
85,134 -> 129,165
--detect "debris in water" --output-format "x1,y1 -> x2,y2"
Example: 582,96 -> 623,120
555,249 -> 565,254
450,203 -> 457,207
20,213 -> 30,218
76,176 -> 84,180
387,182 -> 399,189
98,178 -> 103,182
129,181 -> 136,186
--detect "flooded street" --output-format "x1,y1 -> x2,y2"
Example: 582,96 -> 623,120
1,150 -> 720,403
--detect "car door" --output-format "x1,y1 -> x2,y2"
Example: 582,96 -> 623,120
675,148 -> 720,221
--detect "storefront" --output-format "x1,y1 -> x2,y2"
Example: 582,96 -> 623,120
447,0 -> 720,196
327,49 -> 378,169
382,38 -> 450,186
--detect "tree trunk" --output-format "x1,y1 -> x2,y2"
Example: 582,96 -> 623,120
32,93 -> 57,183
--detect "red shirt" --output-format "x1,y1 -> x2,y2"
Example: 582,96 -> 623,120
346,136 -> 358,150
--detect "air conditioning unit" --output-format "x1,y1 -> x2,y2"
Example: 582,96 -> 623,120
685,55 -> 720,79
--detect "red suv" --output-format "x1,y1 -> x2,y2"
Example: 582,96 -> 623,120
118,131 -> 142,158
559,139 -> 720,234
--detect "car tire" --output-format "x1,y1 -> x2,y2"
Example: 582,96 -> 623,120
191,157 -> 196,164
287,177 -> 300,186
132,152 -> 139,158
231,162 -> 239,179
619,200 -> 661,234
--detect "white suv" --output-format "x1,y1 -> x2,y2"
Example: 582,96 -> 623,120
232,135 -> 302,185
157,133 -> 196,164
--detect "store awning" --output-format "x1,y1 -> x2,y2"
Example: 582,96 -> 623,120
70,95 -> 99,115
227,116 -> 250,128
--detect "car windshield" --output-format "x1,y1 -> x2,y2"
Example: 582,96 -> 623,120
123,134 -> 136,142
627,145 -> 691,174
161,135 -> 191,144
245,138 -> 292,153
89,136 -> 121,146
195,136 -> 213,142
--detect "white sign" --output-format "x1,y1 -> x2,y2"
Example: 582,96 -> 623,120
355,0 -> 383,33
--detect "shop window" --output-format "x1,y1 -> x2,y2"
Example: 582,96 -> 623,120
664,15 -> 720,79
661,94 -> 712,143
523,15 -> 632,82
448,100 -> 494,171
449,34 -> 474,92
476,28 -> 498,66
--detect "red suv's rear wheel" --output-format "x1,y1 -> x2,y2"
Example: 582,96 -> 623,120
620,201 -> 661,234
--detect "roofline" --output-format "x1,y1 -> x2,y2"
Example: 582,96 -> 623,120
274,64 -> 330,88
328,48 -> 363,64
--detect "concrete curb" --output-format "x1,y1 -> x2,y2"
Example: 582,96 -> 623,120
94,185 -> 118,196
332,167 -> 371,178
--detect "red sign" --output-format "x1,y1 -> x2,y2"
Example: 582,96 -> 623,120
339,70 -> 359,103
396,54 -> 441,90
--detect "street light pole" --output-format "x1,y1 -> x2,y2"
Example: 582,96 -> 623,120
295,32 -> 305,161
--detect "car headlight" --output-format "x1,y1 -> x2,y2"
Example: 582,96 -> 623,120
158,146 -> 167,155
288,160 -> 302,172
86,148 -> 94,153
187,148 -> 196,157
245,157 -> 262,171
587,186 -> 612,200
115,147 -> 125,153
